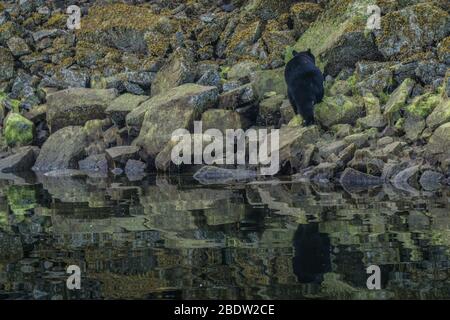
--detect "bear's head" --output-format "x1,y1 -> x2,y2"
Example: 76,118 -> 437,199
292,48 -> 316,64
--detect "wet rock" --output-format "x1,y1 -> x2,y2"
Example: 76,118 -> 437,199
293,0 -> 381,76
127,84 -> 218,136
340,168 -> 383,190
0,47 -> 15,81
419,170 -> 443,191
151,48 -> 196,96
33,126 -> 88,172
193,166 -> 257,185
78,153 -> 108,176
6,36 -> 30,57
427,122 -> 450,157
391,165 -> 421,192
315,95 -> 364,128
46,88 -> 118,132
3,113 -> 34,147
106,93 -> 150,127
132,84 -> 219,158
125,159 -> 146,178
202,109 -> 248,132
257,94 -> 284,126
44,169 -> 87,178
384,78 -> 415,125
375,3 -> 449,59
0,146 -> 37,173
105,146 -> 140,166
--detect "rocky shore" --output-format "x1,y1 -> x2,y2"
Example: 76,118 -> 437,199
0,0 -> 449,191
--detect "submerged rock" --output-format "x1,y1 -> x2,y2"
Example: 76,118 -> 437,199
419,170 -> 443,191
32,126 -> 88,172
193,166 -> 257,185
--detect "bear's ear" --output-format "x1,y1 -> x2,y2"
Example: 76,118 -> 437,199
307,48 -> 312,53
292,50 -> 299,56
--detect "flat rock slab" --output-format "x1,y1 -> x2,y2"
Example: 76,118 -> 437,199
46,88 -> 118,132
105,146 -> 140,165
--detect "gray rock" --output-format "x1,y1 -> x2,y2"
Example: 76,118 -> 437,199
197,69 -> 221,88
41,68 -> 90,89
105,146 -> 140,166
46,88 -> 118,132
78,153 -> 108,175
151,48 -> 196,96
419,170 -> 443,191
0,146 -> 37,173
193,166 -> 257,185
340,168 -> 383,190
32,126 -> 88,172
0,47 -> 15,81
6,36 -> 30,57
106,93 -> 150,126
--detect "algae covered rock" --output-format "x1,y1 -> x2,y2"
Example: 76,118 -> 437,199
127,83 -> 219,137
292,0 -> 381,76
315,94 -> 365,128
375,3 -> 450,59
250,68 -> 287,99
133,84 -> 219,159
426,98 -> 450,130
3,112 -> 34,147
33,126 -> 88,172
201,109 -> 249,132
46,88 -> 118,132
383,78 -> 415,125
106,93 -> 150,126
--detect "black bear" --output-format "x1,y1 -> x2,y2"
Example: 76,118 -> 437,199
284,49 -> 324,126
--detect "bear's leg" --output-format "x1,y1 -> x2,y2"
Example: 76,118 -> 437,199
299,99 -> 315,126
288,90 -> 298,115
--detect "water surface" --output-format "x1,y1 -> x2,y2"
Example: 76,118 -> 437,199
0,172 -> 449,300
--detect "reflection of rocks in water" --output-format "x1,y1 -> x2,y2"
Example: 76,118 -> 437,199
0,174 -> 450,299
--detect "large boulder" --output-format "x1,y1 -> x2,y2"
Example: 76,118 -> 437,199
250,68 -> 287,99
427,122 -> 450,157
106,93 -> 150,126
375,3 -> 450,59
151,48 -> 196,97
426,98 -> 450,130
46,88 -> 118,132
201,109 -> 249,132
32,126 -> 88,172
293,0 -> 382,76
132,84 -> 219,159
315,94 -> 365,128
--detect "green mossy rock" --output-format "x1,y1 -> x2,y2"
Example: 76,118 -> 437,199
427,122 -> 450,156
315,94 -> 365,128
384,78 -> 415,125
292,0 -> 381,76
251,68 -> 287,99
3,113 -> 34,147
426,98 -> 450,130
